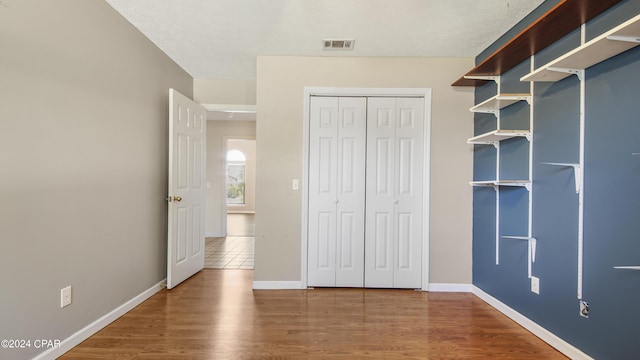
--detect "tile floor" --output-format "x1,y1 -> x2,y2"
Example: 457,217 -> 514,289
205,237 -> 254,269
204,213 -> 255,269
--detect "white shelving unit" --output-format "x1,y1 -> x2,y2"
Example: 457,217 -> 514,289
469,77 -> 533,270
521,14 -> 640,83
471,94 -> 532,113
613,266 -> 640,270
520,15 -> 640,302
468,129 -> 531,145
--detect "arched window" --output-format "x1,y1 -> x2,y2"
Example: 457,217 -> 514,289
227,149 -> 246,205
226,149 -> 246,162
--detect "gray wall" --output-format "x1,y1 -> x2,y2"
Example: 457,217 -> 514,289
0,1 -> 192,359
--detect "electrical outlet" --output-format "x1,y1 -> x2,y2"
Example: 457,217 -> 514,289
580,300 -> 589,318
61,286 -> 72,308
530,276 -> 540,294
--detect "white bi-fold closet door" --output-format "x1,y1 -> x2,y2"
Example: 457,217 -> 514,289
308,96 -> 424,289
308,97 -> 367,287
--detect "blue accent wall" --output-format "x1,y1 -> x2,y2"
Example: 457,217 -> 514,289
472,1 -> 640,358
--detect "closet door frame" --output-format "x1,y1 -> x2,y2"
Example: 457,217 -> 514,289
301,87 -> 432,290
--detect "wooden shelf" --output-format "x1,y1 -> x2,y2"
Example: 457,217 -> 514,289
468,129 -> 530,144
470,94 -> 531,113
452,0 -> 623,87
522,14 -> 640,82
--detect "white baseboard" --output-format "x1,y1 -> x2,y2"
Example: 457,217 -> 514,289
33,279 -> 166,360
472,286 -> 593,360
252,281 -> 304,290
205,232 -> 225,238
251,282 -> 472,291
428,283 -> 473,292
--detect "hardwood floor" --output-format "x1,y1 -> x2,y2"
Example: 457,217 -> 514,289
60,270 -> 566,359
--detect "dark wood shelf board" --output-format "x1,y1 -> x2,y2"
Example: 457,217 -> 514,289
452,0 -> 624,87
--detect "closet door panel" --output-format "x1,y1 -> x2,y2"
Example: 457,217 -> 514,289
397,212 -> 413,269
336,97 -> 366,287
316,212 -> 335,269
366,98 -> 396,288
394,98 -> 424,288
308,97 -> 339,286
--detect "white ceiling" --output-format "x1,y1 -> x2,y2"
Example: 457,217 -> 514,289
105,0 -> 544,80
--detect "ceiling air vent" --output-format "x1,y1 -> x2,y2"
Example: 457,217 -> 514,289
323,39 -> 355,50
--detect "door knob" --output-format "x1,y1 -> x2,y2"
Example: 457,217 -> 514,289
394,199 -> 399,204
174,196 -> 182,202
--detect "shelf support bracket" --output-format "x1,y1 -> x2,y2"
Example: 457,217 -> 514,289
501,236 -> 537,278
541,162 -> 581,193
613,266 -> 640,270
547,68 -> 584,81
606,35 -> 640,44
464,75 -> 500,83
471,109 -> 499,115
469,182 -> 498,191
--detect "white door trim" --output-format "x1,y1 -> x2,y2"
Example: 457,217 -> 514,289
301,87 -> 432,290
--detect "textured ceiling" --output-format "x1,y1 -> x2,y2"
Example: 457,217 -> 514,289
105,0 -> 545,80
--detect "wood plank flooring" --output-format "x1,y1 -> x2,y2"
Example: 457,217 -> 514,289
60,270 -> 567,359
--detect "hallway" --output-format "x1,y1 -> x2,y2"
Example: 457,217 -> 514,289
205,213 -> 255,269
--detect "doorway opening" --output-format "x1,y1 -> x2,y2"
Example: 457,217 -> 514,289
205,137 -> 256,269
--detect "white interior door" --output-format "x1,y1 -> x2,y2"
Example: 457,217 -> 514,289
365,97 -> 423,288
167,89 -> 207,289
308,97 -> 366,287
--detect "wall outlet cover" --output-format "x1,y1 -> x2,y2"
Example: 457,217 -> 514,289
580,300 -> 589,318
531,276 -> 540,294
61,286 -> 72,308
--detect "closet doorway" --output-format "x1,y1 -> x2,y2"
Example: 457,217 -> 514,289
302,88 -> 432,290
